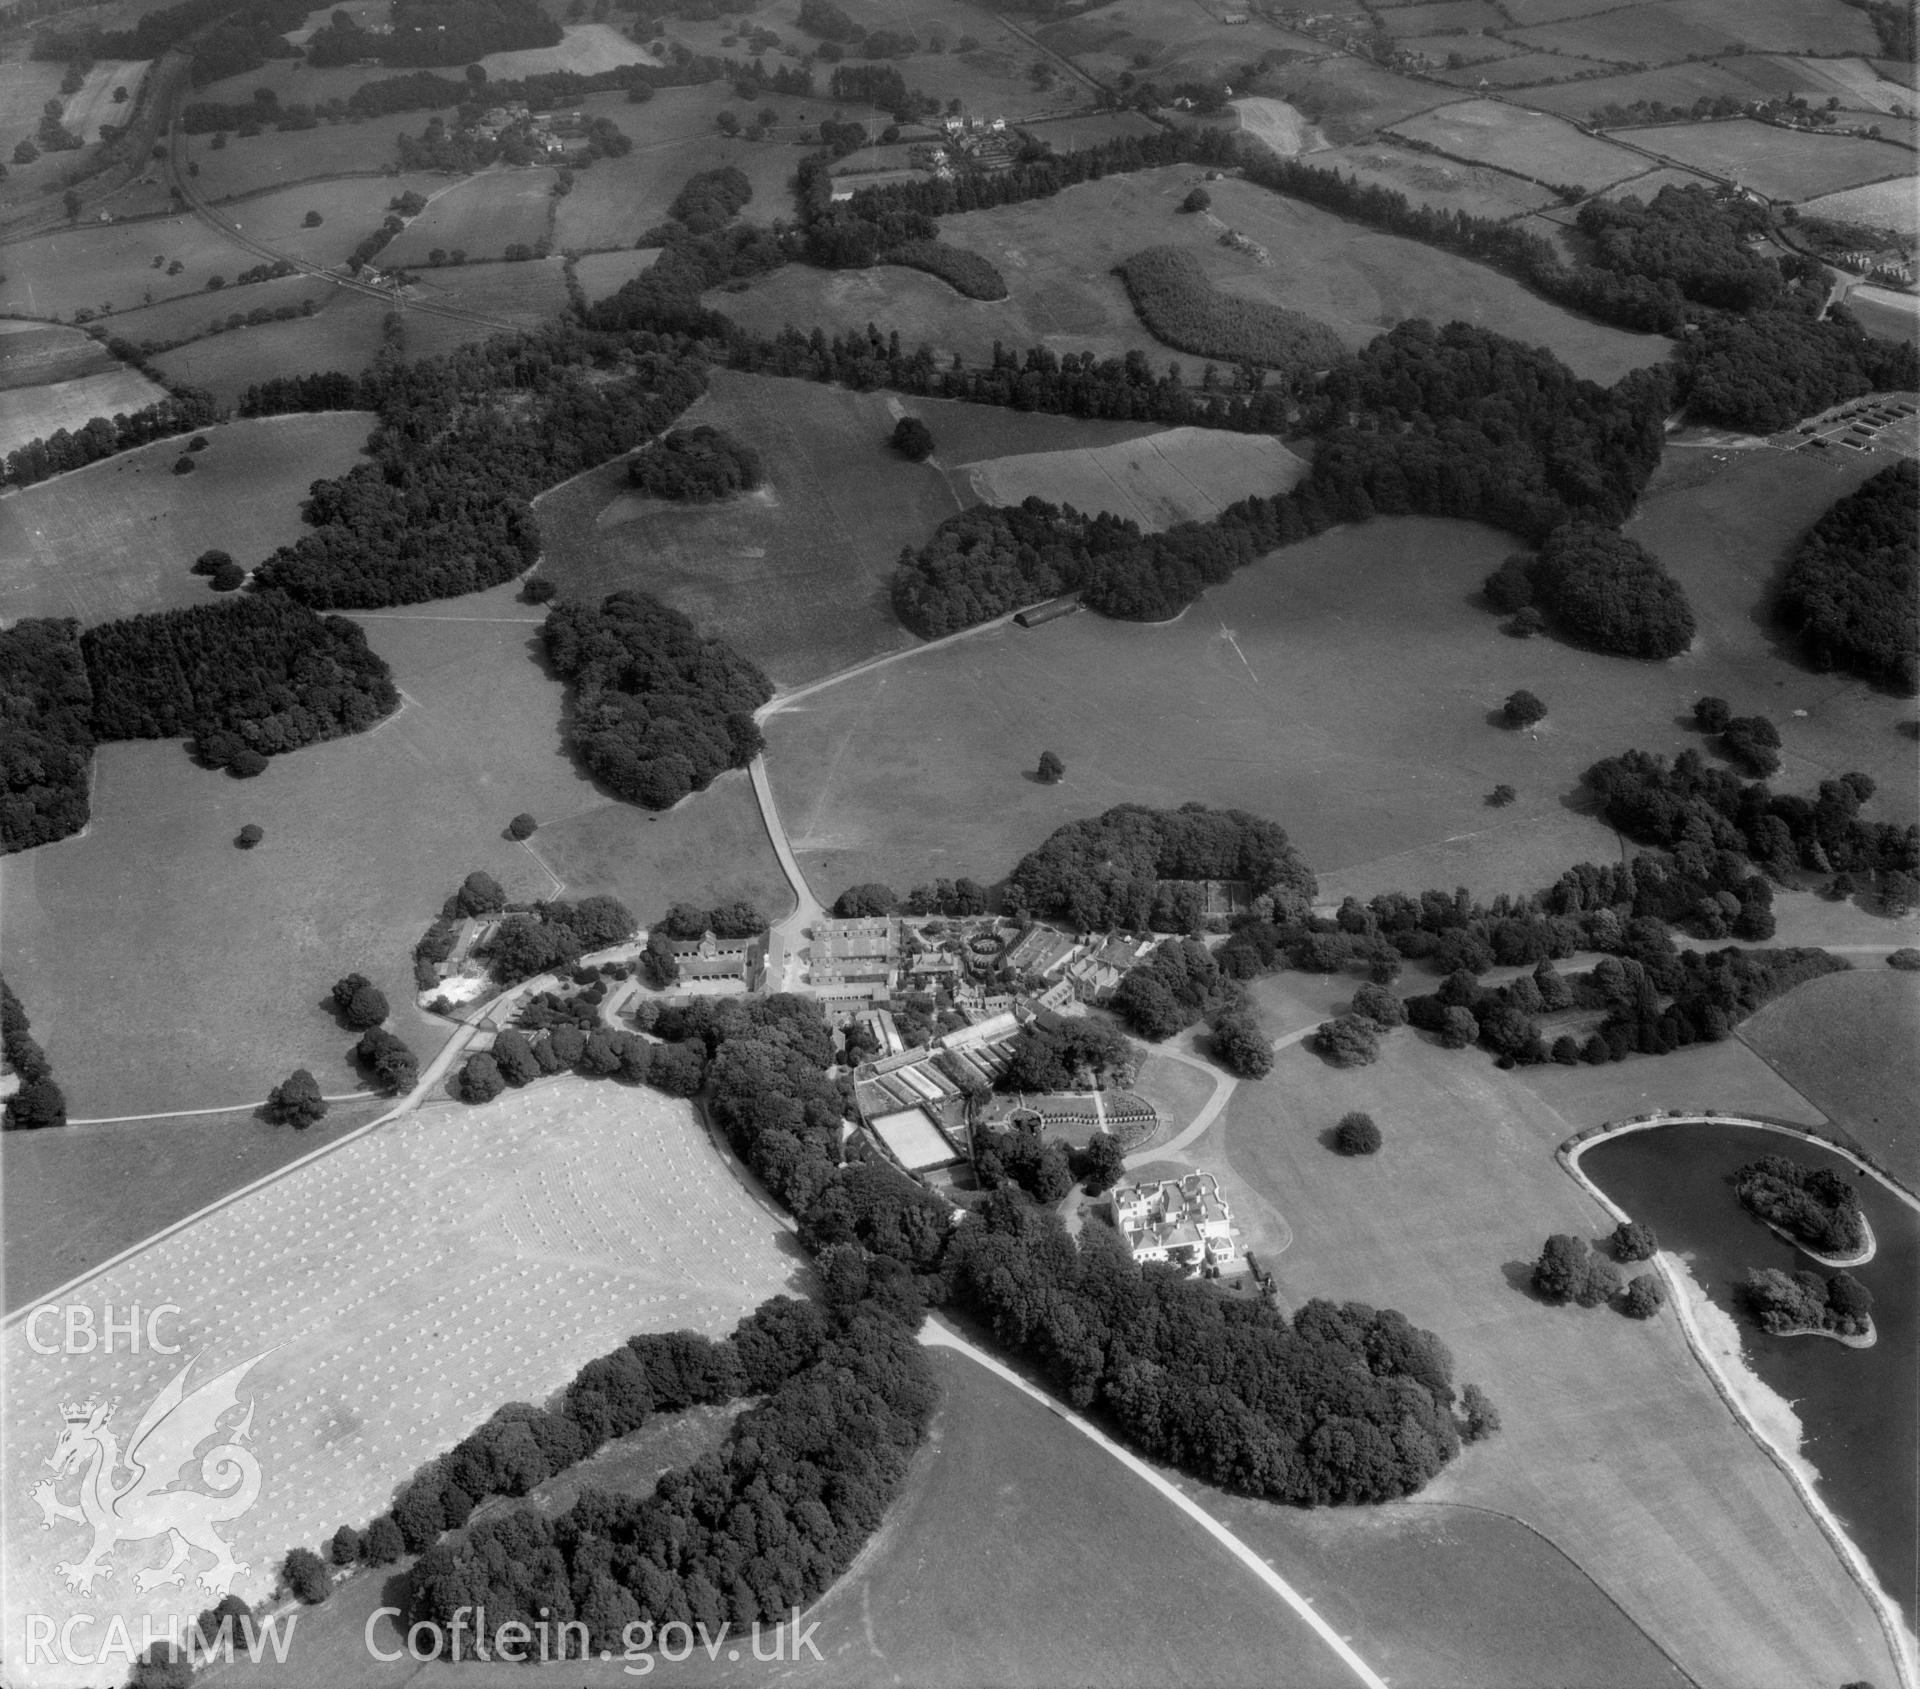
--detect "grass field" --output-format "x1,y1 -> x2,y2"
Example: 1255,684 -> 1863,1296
0,214 -> 245,321
1375,0 -> 1508,35
0,579 -> 790,1120
1388,99 -> 1651,189
192,58 -> 392,115
1259,59 -> 1463,143
1231,95 -> 1327,159
185,116 -> 418,201
206,171 -> 446,268
0,1077 -> 806,1684
1516,59 -> 1787,120
91,272 -> 340,351
1511,0 -> 1882,63
1847,281 -> 1920,344
1804,175 -> 1920,237
0,366 -> 167,456
0,321 -> 114,388
1500,0 -> 1643,21
1435,50 -> 1592,87
1308,141 -> 1563,219
1625,120 -> 1913,200
765,445 -> 1918,904
150,289 -> 397,403
572,245 -> 658,301
1209,1031 -> 1898,1689
380,167 -> 556,265
963,427 -> 1308,530
477,20 -> 659,77
396,256 -> 570,358
0,410 -> 372,623
57,56 -> 148,143
1739,967 -> 1920,1186
718,167 -> 1669,385
537,370 -> 1167,686
1601,164 -> 1722,201
549,87 -> 830,251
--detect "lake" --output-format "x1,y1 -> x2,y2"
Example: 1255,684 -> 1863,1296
1583,1122 -> 1917,1638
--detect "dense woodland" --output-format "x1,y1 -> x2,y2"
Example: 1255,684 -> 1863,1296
542,593 -> 772,810
882,240 -> 1008,301
1777,460 -> 1918,692
306,0 -> 558,67
627,425 -> 764,502
1120,246 -> 1344,378
2,978 -> 66,1131
891,321 -> 1674,634
2,597 -> 397,852
1007,804 -> 1317,931
1,392 -> 220,491
242,334 -> 707,607
1734,1154 -> 1870,1256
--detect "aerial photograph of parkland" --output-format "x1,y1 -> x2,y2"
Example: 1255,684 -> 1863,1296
0,0 -> 1914,1680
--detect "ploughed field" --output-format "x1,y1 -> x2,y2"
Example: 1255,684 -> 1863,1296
1,1079 -> 803,1689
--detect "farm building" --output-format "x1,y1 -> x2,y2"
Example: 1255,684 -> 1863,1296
1004,923 -> 1077,978
1014,595 -> 1081,628
1111,1173 -> 1241,1275
669,929 -> 767,987
810,915 -> 903,1000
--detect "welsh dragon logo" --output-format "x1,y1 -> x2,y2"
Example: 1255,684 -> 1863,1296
29,1351 -> 271,1598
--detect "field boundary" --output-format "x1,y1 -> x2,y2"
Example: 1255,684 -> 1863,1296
1559,1111 -> 1919,1689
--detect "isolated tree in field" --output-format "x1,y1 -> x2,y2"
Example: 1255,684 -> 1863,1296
1180,185 -> 1210,212
1610,1218 -> 1657,1261
355,1027 -> 417,1094
1210,1002 -> 1273,1077
1486,783 -> 1516,807
235,823 -> 264,849
13,138 -> 37,166
1502,689 -> 1546,728
1622,1274 -> 1666,1319
716,109 -> 740,134
1531,1233 -> 1591,1303
1312,1014 -> 1379,1068
1693,695 -> 1731,733
1457,1382 -> 1500,1441
458,1051 -> 506,1103
331,974 -> 389,1028
1720,714 -> 1781,776
191,549 -> 233,577
328,1525 -> 361,1567
283,1547 -> 330,1604
267,1069 -> 327,1128
1333,1111 -> 1382,1155
507,812 -> 538,840
303,209 -> 323,226
1036,749 -> 1064,783
1890,947 -> 1920,971
1349,982 -> 1404,1028
890,415 -> 934,461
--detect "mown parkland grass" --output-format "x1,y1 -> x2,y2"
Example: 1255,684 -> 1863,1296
718,166 -> 1671,386
536,369 -> 1164,685
1739,967 -> 1920,1187
1216,1029 -> 1899,1689
1627,120 -> 1914,200
766,445 -> 1917,907
0,580 -> 789,1122
0,410 -> 372,623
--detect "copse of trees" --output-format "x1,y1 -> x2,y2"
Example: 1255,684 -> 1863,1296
1009,803 -> 1316,932
0,618 -> 94,852
355,1027 -> 418,1094
1119,245 -> 1344,378
998,1014 -> 1137,1092
330,973 -> 389,1029
306,0 -> 559,67
884,240 -> 1008,300
1,390 -> 219,491
668,163 -> 752,231
1743,1265 -> 1873,1336
833,883 -> 898,917
626,425 -> 764,502
946,1194 -> 1483,1505
542,592 -> 771,810
1777,459 -> 1918,693
242,332 -> 707,608
478,895 -> 638,984
1491,526 -> 1695,660
2,979 -> 66,1131
1733,1153 -> 1868,1257
1680,309 -> 1918,435
1532,1233 -> 1622,1307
